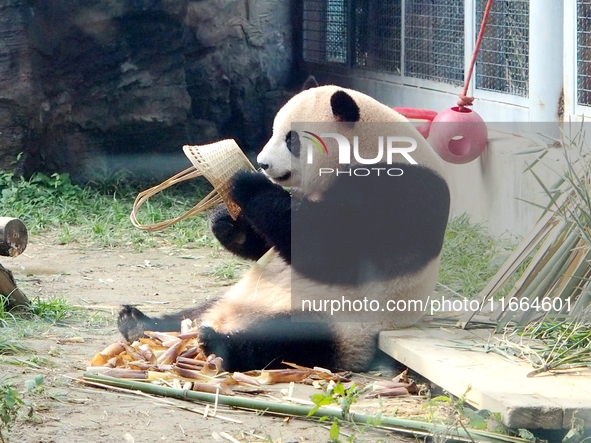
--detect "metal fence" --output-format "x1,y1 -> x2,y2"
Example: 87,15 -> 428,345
302,0 -> 530,97
404,0 -> 464,84
351,0 -> 402,74
578,0 -> 591,106
302,0 -> 347,64
475,0 -> 529,97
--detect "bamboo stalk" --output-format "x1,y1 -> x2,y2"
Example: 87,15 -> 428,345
494,231 -> 578,331
550,243 -> 590,307
82,373 -> 532,443
572,275 -> 591,312
512,231 -> 580,325
490,222 -> 568,325
456,212 -> 557,328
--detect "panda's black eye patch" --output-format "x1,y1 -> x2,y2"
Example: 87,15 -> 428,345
285,131 -> 301,156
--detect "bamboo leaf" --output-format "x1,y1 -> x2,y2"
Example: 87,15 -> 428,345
512,147 -> 549,156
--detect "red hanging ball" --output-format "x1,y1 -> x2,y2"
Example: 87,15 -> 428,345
427,107 -> 488,164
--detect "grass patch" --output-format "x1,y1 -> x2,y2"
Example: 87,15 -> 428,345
28,296 -> 77,324
0,355 -> 55,370
0,335 -> 29,356
0,171 -> 216,250
439,214 -> 518,299
210,260 -> 247,282
0,378 -> 23,442
0,295 -> 110,341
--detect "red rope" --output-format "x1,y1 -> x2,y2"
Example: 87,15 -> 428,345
458,0 -> 494,111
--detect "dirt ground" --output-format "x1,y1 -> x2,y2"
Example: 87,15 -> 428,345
1,240 -> 430,443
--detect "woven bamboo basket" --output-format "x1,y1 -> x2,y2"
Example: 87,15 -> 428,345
130,139 -> 255,232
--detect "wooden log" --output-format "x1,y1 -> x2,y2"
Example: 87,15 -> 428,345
0,262 -> 30,310
0,217 -> 28,257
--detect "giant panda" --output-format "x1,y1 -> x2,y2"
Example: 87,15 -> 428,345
118,82 -> 450,372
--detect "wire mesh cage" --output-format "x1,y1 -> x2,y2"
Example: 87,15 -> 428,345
475,0 -> 529,97
303,0 -> 347,64
301,0 -> 531,100
351,0 -> 402,74
404,0 -> 464,85
578,0 -> 591,106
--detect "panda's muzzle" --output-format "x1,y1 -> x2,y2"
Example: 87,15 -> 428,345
258,163 -> 291,183
274,171 -> 291,182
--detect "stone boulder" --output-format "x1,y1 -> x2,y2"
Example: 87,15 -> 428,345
0,0 -> 294,181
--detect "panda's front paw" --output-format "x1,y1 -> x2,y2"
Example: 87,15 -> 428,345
230,170 -> 278,208
209,203 -> 269,260
209,204 -> 247,245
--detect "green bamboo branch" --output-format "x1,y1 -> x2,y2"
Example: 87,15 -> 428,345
82,373 -> 533,443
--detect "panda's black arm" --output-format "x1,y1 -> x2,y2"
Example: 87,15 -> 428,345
230,171 -> 292,261
209,204 -> 271,260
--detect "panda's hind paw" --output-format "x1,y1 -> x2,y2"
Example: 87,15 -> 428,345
117,305 -> 152,342
198,326 -> 228,358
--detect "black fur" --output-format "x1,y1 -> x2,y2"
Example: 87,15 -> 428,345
117,305 -> 153,342
330,90 -> 361,122
285,130 -> 301,156
117,305 -> 339,371
290,163 -> 450,285
209,204 -> 269,260
199,314 -> 338,371
229,170 -> 292,262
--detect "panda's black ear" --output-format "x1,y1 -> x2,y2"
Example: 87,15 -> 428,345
330,90 -> 360,122
301,75 -> 319,91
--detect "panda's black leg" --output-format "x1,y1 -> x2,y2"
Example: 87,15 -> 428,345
199,314 -> 339,372
117,302 -> 216,342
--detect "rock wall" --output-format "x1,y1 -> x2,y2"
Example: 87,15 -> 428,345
0,0 -> 295,181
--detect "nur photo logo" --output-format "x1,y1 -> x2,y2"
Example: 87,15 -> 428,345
298,127 -> 420,177
303,132 -> 418,165
302,131 -> 328,155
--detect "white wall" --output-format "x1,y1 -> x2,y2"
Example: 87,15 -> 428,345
443,128 -> 564,238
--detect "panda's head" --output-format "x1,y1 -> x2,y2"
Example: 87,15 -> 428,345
257,84 -> 443,196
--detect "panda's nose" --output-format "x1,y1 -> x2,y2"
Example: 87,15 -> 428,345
259,163 -> 269,170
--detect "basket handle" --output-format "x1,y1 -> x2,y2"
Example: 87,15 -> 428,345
130,166 -> 223,232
